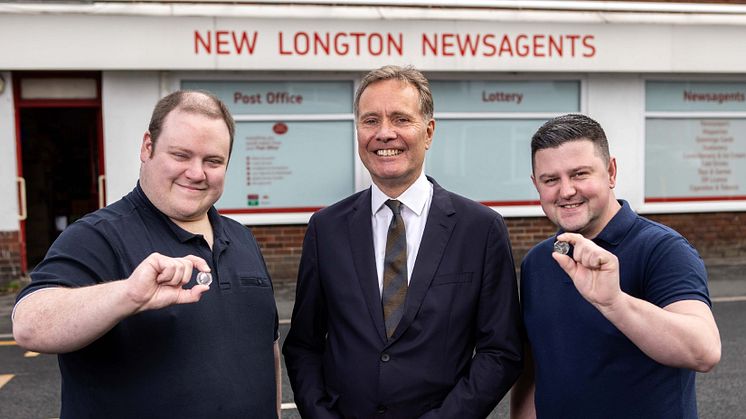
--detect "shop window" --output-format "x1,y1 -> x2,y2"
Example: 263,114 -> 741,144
181,80 -> 354,213
645,81 -> 746,202
427,80 -> 580,205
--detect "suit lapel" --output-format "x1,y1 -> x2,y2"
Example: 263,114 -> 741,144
389,178 -> 456,342
348,188 -> 388,344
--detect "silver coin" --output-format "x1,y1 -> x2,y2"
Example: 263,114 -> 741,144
553,240 -> 570,255
196,272 -> 213,286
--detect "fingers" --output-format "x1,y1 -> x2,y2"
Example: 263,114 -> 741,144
147,253 -> 209,287
183,254 -> 211,273
555,233 -> 616,270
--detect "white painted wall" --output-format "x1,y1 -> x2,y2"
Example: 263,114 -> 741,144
586,74 -> 645,210
101,71 -> 161,204
0,71 -> 19,231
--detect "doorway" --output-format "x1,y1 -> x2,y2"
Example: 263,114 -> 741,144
14,73 -> 104,271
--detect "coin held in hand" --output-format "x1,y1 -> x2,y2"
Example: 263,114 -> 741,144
196,272 -> 213,286
553,240 -> 571,255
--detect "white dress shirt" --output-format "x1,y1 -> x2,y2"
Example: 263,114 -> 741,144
370,172 -> 434,295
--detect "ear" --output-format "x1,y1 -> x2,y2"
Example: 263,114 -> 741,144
608,157 -> 617,189
424,118 -> 435,150
140,132 -> 154,163
531,174 -> 539,190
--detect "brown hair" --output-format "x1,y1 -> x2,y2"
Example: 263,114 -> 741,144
531,113 -> 610,172
147,90 -> 235,156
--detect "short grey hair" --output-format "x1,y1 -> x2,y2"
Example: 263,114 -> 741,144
353,65 -> 434,120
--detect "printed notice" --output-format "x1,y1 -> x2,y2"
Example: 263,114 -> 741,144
645,118 -> 746,201
216,121 -> 354,210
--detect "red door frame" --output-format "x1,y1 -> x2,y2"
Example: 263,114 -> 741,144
12,71 -> 105,273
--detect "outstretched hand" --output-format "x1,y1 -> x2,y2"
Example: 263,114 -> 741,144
126,252 -> 211,313
553,233 -> 621,308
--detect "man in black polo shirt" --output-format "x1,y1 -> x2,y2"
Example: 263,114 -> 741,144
12,91 -> 281,418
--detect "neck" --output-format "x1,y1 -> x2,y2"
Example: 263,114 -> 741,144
172,216 -> 214,248
375,176 -> 421,199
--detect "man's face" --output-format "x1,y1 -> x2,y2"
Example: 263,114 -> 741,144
531,139 -> 617,238
356,79 -> 434,196
139,108 -> 230,223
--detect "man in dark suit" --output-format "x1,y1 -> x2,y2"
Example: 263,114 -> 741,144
283,65 -> 523,418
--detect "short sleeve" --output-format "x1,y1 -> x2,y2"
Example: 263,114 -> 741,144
643,233 -> 710,308
16,219 -> 121,303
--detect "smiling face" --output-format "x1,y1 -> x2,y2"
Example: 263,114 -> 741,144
356,79 -> 434,197
139,107 -> 230,224
531,139 -> 620,238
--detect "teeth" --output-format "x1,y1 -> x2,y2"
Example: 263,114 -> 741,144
561,203 -> 581,208
376,149 -> 401,157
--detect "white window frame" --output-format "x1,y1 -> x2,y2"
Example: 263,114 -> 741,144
169,71 -> 365,225
427,72 -> 586,217
641,75 -> 746,215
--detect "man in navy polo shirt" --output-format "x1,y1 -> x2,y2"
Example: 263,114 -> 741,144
511,114 -> 721,419
12,90 -> 281,418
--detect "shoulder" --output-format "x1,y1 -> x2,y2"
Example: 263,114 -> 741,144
629,214 -> 698,256
77,190 -> 144,230
59,197 -> 138,242
310,189 -> 367,223
435,184 -> 502,222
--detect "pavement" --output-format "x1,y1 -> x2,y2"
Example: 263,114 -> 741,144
2,263 -> 745,337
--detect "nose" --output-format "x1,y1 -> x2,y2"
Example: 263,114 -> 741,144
375,120 -> 397,142
559,178 -> 576,199
184,159 -> 207,181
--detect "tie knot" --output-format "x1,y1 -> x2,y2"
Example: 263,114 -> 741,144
385,199 -> 402,216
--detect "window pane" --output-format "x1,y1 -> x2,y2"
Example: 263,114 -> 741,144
646,81 -> 746,112
431,80 -> 579,113
645,118 -> 746,202
217,120 -> 354,210
426,119 -> 542,203
181,80 -> 353,114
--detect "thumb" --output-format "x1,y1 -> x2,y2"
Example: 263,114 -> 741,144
176,284 -> 210,305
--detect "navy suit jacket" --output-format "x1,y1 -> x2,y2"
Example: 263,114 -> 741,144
283,178 -> 523,419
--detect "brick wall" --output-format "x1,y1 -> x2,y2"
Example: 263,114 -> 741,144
646,212 -> 746,265
1,211 -> 743,287
250,225 -> 307,283
251,211 -> 746,284
0,231 -> 22,288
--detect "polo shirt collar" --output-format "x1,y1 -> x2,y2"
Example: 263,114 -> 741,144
133,182 -> 227,245
370,171 -> 430,216
594,200 -> 635,246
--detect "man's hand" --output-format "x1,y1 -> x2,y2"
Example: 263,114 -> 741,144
126,252 -> 211,313
552,233 -> 621,308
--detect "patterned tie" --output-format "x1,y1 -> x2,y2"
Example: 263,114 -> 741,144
382,199 -> 408,339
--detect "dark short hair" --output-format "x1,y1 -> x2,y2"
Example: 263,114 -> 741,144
531,113 -> 610,171
353,65 -> 434,120
147,90 -> 235,156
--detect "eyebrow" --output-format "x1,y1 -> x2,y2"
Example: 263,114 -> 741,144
537,165 -> 594,180
167,146 -> 227,161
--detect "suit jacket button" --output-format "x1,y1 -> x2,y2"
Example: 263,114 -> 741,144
377,405 -> 387,414
380,353 -> 390,362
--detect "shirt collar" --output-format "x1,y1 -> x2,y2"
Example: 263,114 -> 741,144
370,171 -> 431,216
133,181 -> 225,244
594,200 -> 635,245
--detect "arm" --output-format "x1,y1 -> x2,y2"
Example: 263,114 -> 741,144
275,339 -> 282,419
281,219 -> 343,419
421,217 -> 524,418
12,252 -> 210,353
510,346 -> 536,419
555,232 -> 721,372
